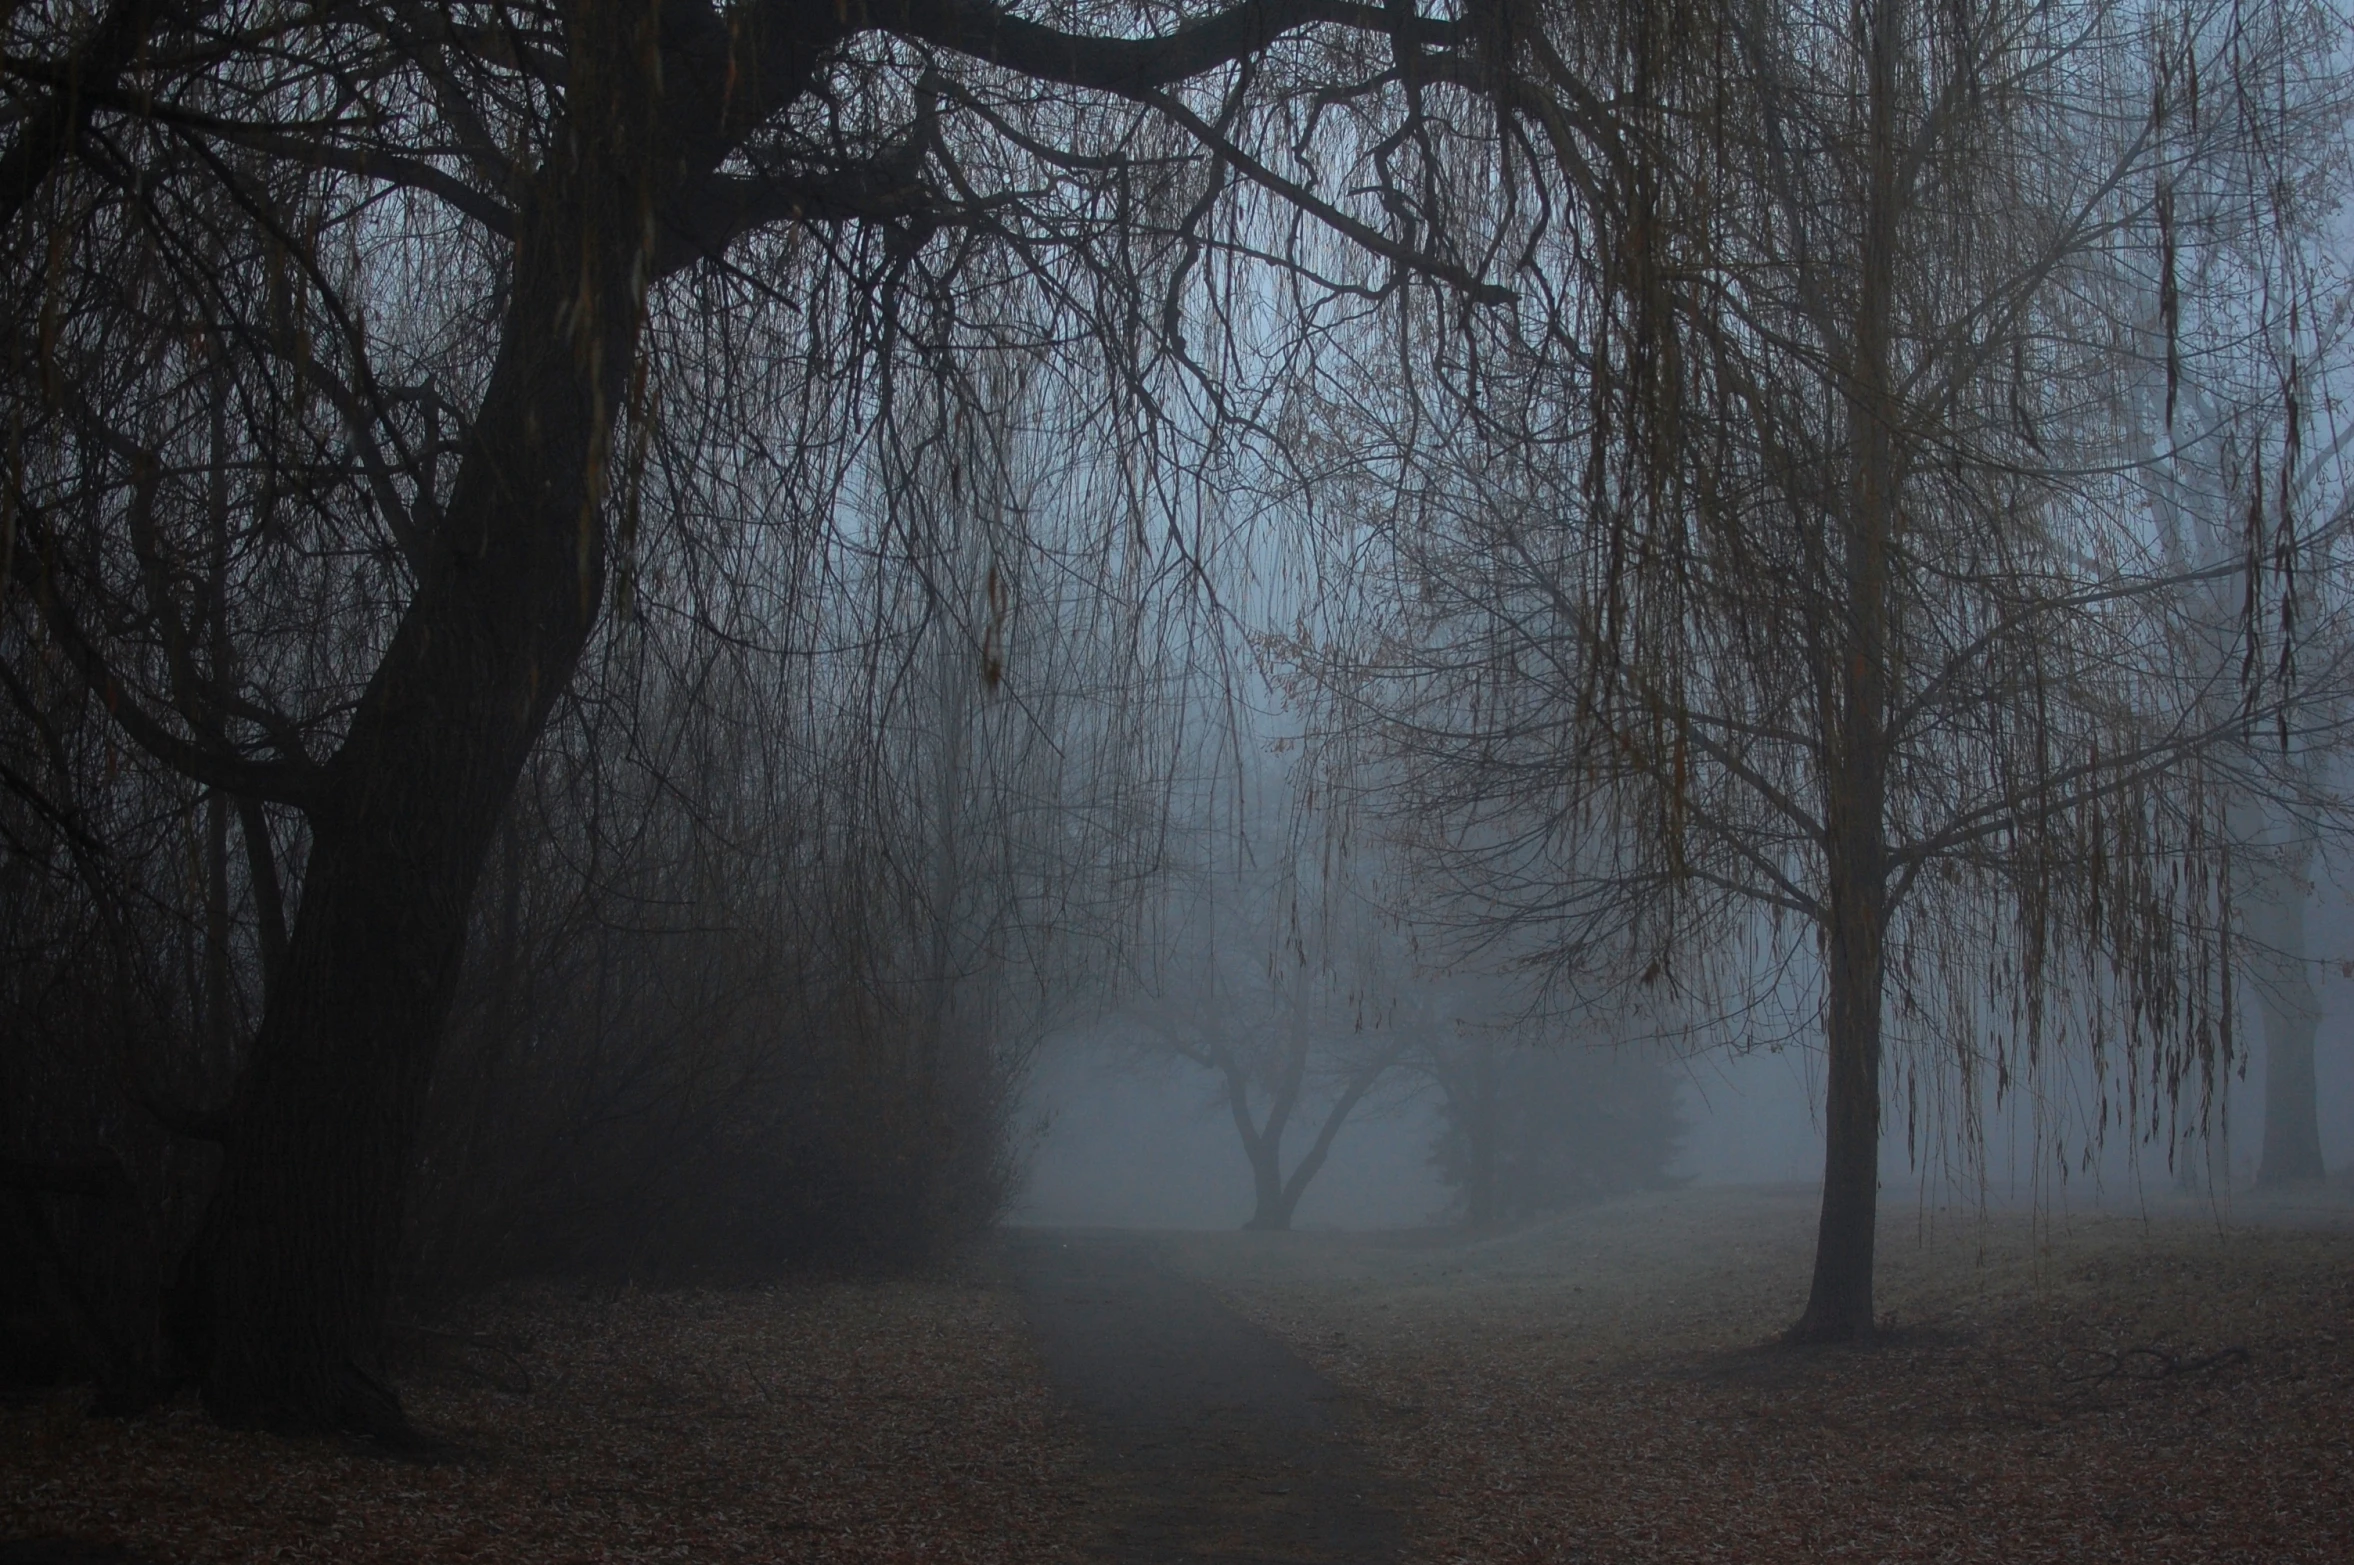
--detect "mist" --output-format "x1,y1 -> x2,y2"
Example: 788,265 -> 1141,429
8,0 -> 2354,1559
1014,929 -> 2354,1234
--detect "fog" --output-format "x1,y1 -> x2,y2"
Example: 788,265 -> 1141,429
1013,1038 -> 1832,1230
1016,893 -> 2354,1231
1013,1042 -> 1449,1229
11,2 -> 2354,1557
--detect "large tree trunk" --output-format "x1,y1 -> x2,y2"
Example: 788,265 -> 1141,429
184,7 -> 662,1434
1790,0 -> 1900,1346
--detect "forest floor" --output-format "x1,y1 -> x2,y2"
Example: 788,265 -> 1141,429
4,1181 -> 2352,1563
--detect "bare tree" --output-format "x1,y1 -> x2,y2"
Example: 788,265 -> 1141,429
1124,735 -> 1407,1230
1291,0 -> 2354,1339
2131,88 -> 2354,1188
1,0 -> 1566,1431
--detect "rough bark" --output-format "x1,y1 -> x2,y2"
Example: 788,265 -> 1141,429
1790,0 -> 1900,1345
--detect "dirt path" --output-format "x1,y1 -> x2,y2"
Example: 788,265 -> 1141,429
1006,1231 -> 1402,1564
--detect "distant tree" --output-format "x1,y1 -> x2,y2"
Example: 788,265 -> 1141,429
2122,74 -> 2354,1188
2142,380 -> 2353,1190
1422,1013 -> 1684,1229
1126,744 -> 1407,1230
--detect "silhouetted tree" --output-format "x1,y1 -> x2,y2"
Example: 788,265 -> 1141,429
1,0 -> 1545,1430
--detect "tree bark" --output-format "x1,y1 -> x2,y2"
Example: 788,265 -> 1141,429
1790,0 -> 1900,1345
1793,855 -> 1886,1340
184,3 -> 663,1434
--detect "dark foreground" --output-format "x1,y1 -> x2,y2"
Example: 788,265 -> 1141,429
6,1185 -> 2354,1562
1,1277 -> 1093,1563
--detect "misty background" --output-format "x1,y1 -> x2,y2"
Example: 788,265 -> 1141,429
1016,873 -> 2354,1229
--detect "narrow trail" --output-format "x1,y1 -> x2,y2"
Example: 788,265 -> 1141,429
1006,1230 -> 1403,1565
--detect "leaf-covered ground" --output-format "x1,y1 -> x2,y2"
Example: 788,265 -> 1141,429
1,1275 -> 1093,1564
1162,1184 -> 2354,1563
7,1188 -> 2352,1563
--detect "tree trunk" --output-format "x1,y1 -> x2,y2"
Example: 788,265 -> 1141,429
1222,1032 -> 1401,1232
1234,988 -> 1315,1230
1272,1047 -> 1400,1230
1233,1044 -> 1308,1223
2249,844 -> 2326,1185
184,8 -> 661,1434
1791,0 -> 1899,1346
1792,857 -> 1886,1340
1244,1141 -> 1294,1230
1467,1038 -> 1499,1229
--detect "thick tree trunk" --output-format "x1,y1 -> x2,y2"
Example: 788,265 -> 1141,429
185,8 -> 661,1434
1791,0 -> 1899,1346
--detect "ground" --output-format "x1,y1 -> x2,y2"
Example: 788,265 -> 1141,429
5,1184 -> 2352,1562
0,1278 -> 1093,1563
1156,1182 -> 2354,1563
